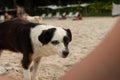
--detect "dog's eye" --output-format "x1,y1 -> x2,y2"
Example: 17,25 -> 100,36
51,41 -> 59,45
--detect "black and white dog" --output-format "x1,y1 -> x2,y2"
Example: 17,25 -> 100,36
0,19 -> 72,80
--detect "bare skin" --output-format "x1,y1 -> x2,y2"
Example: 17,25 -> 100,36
61,18 -> 120,80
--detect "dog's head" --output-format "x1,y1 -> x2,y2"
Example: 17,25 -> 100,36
38,27 -> 72,58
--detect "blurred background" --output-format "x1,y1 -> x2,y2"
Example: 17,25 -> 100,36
0,0 -> 120,17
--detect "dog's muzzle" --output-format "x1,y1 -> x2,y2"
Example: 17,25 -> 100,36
62,50 -> 69,58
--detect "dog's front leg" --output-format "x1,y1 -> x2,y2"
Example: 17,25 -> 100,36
23,69 -> 31,80
30,57 -> 41,80
22,53 -> 33,80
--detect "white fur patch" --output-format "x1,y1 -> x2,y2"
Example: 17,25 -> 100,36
30,25 -> 67,59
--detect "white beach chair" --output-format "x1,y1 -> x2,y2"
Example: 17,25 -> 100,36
62,12 -> 66,16
74,12 -> 79,17
0,15 -> 5,22
67,12 -> 73,18
55,12 -> 61,18
47,13 -> 52,18
41,13 -> 46,18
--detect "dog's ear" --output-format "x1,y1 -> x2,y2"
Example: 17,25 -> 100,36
38,28 -> 56,45
66,29 -> 72,42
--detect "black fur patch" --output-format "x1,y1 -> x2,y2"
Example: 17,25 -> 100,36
38,28 -> 56,45
65,29 -> 72,42
0,19 -> 39,69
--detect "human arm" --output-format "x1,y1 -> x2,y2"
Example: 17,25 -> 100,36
61,18 -> 120,80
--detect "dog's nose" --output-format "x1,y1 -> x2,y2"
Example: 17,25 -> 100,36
62,50 -> 69,58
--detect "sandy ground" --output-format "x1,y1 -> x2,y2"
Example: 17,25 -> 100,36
0,17 -> 118,80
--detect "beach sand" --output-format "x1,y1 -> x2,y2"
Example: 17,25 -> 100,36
0,17 -> 118,80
